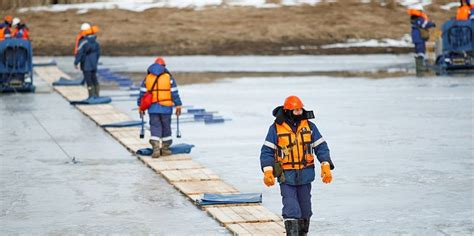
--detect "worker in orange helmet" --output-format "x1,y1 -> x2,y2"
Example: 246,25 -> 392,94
0,16 -> 13,40
138,57 -> 182,158
456,0 -> 473,20
260,95 -> 334,236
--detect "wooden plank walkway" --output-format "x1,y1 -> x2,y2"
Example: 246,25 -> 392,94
34,66 -> 284,235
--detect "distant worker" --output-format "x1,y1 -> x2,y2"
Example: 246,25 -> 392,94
456,0 -> 473,20
11,17 -> 29,40
74,23 -> 101,98
0,16 -> 13,40
260,96 -> 334,236
137,57 -> 182,158
407,4 -> 436,76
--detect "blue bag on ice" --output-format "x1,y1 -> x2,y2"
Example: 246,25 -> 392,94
52,77 -> 84,86
196,193 -> 262,206
70,96 -> 112,105
136,143 -> 195,155
101,120 -> 144,128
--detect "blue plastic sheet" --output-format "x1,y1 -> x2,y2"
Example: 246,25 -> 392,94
101,120 -> 144,128
136,143 -> 195,155
204,117 -> 226,124
53,77 -> 84,86
70,96 -> 112,105
187,108 -> 205,114
196,193 -> 262,206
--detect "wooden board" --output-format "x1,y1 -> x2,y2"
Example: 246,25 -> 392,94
54,86 -> 88,101
161,168 -> 220,182
206,205 -> 281,224
226,221 -> 285,236
139,154 -> 192,164
173,180 -> 238,196
147,160 -> 204,172
34,66 -> 73,84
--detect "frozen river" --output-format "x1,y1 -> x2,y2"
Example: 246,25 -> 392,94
45,54 -> 414,73
115,74 -> 473,235
2,55 -> 473,234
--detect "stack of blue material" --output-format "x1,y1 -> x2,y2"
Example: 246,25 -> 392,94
97,68 -> 134,87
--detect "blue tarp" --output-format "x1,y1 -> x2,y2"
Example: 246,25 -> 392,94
52,77 -> 84,86
196,193 -> 262,206
136,143 -> 195,155
101,120 -> 144,128
70,96 -> 112,105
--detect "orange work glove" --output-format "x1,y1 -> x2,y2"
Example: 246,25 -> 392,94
263,170 -> 275,187
321,162 -> 332,184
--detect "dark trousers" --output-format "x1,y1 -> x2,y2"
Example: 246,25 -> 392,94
280,183 -> 313,219
414,42 -> 426,57
149,113 -> 172,145
83,70 -> 98,87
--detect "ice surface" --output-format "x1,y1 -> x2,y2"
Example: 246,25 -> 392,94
118,74 -> 473,234
46,54 -> 414,74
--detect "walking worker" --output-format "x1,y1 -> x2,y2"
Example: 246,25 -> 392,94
74,22 -> 101,98
137,57 -> 182,159
260,95 -> 334,236
407,4 -> 436,76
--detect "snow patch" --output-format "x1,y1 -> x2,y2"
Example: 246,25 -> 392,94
397,0 -> 432,7
18,0 -> 326,13
440,2 -> 460,11
321,34 -> 413,49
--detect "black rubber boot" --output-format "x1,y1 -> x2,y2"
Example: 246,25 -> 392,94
415,56 -> 424,77
299,219 -> 310,236
87,86 -> 94,98
93,84 -> 100,97
149,140 -> 161,158
284,219 -> 299,236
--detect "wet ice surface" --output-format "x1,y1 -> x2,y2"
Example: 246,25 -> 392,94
0,91 -> 228,234
116,75 -> 473,235
46,54 -> 414,73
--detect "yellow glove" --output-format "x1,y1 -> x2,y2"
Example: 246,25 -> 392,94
263,169 -> 275,187
321,162 -> 332,184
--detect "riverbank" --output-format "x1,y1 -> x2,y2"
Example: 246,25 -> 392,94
3,1 -> 456,56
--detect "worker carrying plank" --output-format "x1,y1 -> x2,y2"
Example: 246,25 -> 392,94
137,57 -> 182,158
259,95 -> 334,236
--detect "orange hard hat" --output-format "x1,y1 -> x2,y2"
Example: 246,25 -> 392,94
4,16 -> 13,23
155,57 -> 166,66
283,95 -> 303,110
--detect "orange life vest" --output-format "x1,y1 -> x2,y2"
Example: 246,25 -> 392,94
74,26 -> 99,54
456,5 -> 471,20
407,9 -> 429,21
0,27 -> 11,40
275,120 -> 315,170
145,73 -> 174,106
